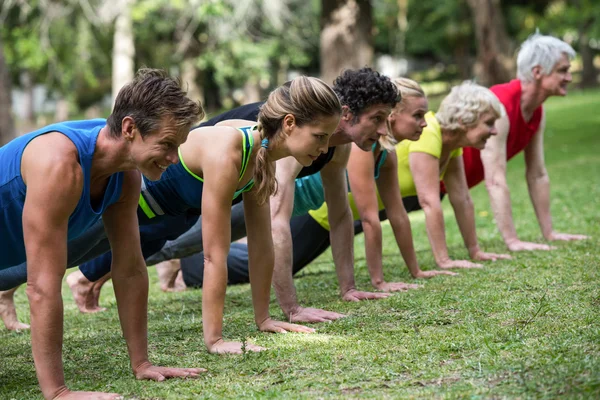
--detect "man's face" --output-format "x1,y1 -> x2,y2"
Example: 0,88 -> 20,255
128,117 -> 189,181
343,104 -> 392,151
539,53 -> 572,97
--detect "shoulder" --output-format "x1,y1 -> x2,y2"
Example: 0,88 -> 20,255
490,80 -> 520,110
22,132 -> 82,186
187,125 -> 244,158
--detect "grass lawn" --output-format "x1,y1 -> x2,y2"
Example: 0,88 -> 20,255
2,90 -> 599,399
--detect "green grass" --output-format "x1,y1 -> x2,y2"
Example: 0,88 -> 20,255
2,90 -> 600,399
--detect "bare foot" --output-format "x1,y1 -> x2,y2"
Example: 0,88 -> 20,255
156,260 -> 187,292
0,286 -> 30,331
66,270 -> 107,313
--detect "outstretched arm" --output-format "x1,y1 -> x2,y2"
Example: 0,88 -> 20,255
104,171 -> 205,379
321,144 -> 390,302
22,133 -> 121,400
524,111 -> 588,242
481,113 -> 553,251
444,157 -> 511,263
410,152 -> 481,269
200,152 -> 265,354
270,157 -> 345,323
376,151 -> 455,280
243,189 -> 315,334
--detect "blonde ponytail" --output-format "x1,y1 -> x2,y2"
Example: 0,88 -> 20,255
253,76 -> 342,204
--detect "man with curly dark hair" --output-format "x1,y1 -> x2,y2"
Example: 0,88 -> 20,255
65,67 -> 401,324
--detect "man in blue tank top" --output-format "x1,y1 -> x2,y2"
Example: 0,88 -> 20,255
0,69 -> 204,400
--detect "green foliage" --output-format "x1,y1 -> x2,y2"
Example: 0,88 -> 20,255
1,89 -> 599,398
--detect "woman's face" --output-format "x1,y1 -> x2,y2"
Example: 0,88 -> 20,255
462,111 -> 498,150
285,114 -> 340,167
387,96 -> 428,142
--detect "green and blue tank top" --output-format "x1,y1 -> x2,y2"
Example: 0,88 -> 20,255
0,119 -> 124,269
139,126 -> 255,219
291,144 -> 388,216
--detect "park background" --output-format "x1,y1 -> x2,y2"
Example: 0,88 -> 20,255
0,0 -> 599,398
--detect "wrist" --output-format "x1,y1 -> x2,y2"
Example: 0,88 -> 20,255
282,303 -> 302,318
410,268 -> 423,278
468,246 -> 481,258
340,285 -> 357,297
542,230 -> 554,240
370,276 -> 384,288
435,254 -> 450,266
131,359 -> 152,375
255,315 -> 270,327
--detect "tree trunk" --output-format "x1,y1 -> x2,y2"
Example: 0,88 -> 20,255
181,58 -> 204,105
396,0 -> 408,55
0,36 -> 15,145
320,0 -> 374,85
112,0 -> 135,103
54,97 -> 69,122
243,78 -> 261,104
466,0 -> 514,86
579,23 -> 598,88
20,70 -> 35,124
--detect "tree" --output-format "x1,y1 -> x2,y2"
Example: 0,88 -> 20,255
0,35 -> 15,145
112,0 -> 135,102
466,0 -> 514,86
320,0 -> 374,84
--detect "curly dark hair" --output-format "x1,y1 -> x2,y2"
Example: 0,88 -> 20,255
332,67 -> 400,119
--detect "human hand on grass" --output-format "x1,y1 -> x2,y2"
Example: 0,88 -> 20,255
546,231 -> 589,241
412,270 -> 458,279
437,259 -> 483,269
206,339 -> 265,354
471,250 -> 512,262
133,361 -> 206,380
506,239 -> 555,252
287,307 -> 346,323
257,318 -> 316,333
54,389 -> 122,400
373,281 -> 422,292
342,289 -> 391,302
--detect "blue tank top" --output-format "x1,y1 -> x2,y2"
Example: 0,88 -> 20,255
0,119 -> 124,269
139,126 -> 255,219
292,145 -> 388,216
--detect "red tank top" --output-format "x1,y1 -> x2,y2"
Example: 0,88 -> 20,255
444,80 -> 543,191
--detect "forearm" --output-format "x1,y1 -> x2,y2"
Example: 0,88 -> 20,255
201,258 -> 228,348
388,213 -> 421,277
26,278 -> 66,399
248,255 -> 274,326
527,174 -> 553,238
422,205 -> 451,265
329,208 -> 356,295
486,181 -> 519,244
450,198 -> 481,257
112,264 -> 150,370
361,219 -> 384,287
271,221 -> 299,317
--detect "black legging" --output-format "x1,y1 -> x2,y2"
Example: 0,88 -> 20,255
180,196 -> 424,287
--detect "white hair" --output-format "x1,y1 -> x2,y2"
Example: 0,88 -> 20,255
517,33 -> 576,82
436,81 -> 503,132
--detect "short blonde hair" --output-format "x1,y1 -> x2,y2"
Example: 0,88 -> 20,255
380,77 -> 426,151
436,81 -> 503,132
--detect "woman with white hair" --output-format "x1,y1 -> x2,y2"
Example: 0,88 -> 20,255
461,33 -> 589,252
407,81 -> 512,268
